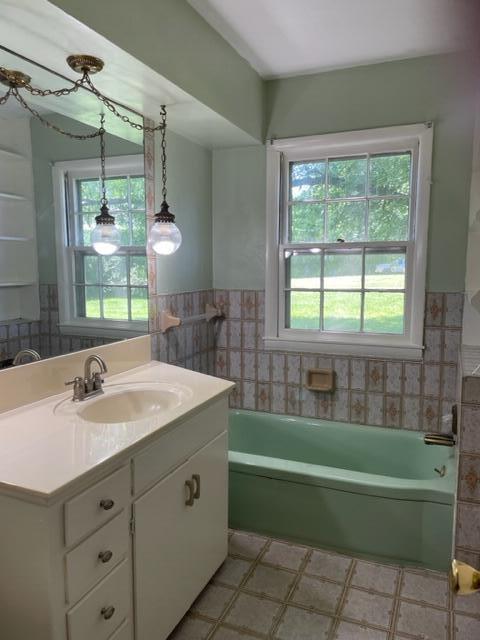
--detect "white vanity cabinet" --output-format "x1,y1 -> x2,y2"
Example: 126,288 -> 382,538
0,396 -> 229,640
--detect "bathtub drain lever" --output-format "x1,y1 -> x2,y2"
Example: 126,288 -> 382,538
434,465 -> 446,477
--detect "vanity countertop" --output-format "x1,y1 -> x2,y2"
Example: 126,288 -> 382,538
0,361 -> 234,503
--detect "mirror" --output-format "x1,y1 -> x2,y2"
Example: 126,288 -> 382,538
0,49 -> 148,366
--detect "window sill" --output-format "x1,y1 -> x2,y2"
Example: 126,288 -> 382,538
58,321 -> 148,340
264,336 -> 424,360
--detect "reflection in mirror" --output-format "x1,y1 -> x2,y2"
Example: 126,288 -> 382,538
0,50 -> 147,366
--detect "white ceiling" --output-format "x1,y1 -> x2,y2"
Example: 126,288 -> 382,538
188,0 -> 477,78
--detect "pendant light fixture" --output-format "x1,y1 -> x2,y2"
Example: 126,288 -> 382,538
148,106 -> 182,256
91,114 -> 121,255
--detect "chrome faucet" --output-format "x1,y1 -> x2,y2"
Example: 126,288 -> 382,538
65,354 -> 108,402
13,349 -> 41,366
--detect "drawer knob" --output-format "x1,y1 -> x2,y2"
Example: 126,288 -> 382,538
101,606 -> 115,620
99,498 -> 115,511
98,550 -> 113,563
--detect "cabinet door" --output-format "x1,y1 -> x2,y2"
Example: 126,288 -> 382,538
134,431 -> 228,640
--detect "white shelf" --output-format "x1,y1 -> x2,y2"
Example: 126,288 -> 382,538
0,236 -> 32,242
0,147 -> 27,161
0,282 -> 36,288
0,192 -> 29,201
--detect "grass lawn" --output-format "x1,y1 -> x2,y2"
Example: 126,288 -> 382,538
289,274 -> 404,333
86,297 -> 148,321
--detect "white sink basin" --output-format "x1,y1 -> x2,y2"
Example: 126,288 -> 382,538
54,382 -> 191,423
79,388 -> 182,423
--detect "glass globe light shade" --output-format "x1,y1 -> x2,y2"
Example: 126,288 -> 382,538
148,220 -> 182,255
91,222 -> 121,255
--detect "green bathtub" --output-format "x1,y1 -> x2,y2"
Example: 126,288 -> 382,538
228,410 -> 456,570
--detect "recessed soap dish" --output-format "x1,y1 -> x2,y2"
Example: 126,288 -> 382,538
305,369 -> 335,392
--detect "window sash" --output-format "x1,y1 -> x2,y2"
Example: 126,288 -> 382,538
265,124 -> 433,358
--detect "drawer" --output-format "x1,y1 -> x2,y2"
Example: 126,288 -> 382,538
67,560 -> 130,640
108,619 -> 132,640
66,510 -> 129,604
65,466 -> 130,546
133,398 -> 228,495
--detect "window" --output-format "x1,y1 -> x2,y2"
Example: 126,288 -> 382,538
265,125 -> 433,358
53,155 -> 148,337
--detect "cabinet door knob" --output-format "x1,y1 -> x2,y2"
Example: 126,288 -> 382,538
101,606 -> 115,620
192,474 -> 201,500
98,550 -> 113,563
185,479 -> 195,506
99,498 -> 115,511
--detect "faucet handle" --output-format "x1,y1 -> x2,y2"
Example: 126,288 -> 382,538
65,376 -> 83,387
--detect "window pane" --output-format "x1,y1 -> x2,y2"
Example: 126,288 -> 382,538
78,213 -> 97,246
78,179 -> 100,212
369,153 -> 411,196
328,157 -> 366,198
364,292 -> 404,334
327,201 -> 366,242
365,251 -> 405,290
113,213 -> 130,245
287,291 -> 320,329
368,198 -> 409,241
287,252 -> 321,289
324,251 -> 362,289
102,256 -> 127,285
84,285 -> 100,318
84,255 -> 98,284
289,203 -> 324,242
290,161 -> 325,201
131,212 -> 147,245
324,292 -> 361,331
103,286 -> 128,320
131,287 -> 148,320
130,176 -> 146,210
130,256 -> 148,285
105,177 -> 129,211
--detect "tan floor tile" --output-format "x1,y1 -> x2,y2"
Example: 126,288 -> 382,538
168,616 -> 213,639
351,560 -> 399,595
191,583 -> 235,619
396,601 -> 449,640
305,549 -> 352,583
214,557 -> 253,587
229,531 -> 268,559
274,605 -> 333,640
454,613 -> 480,640
224,592 -> 282,635
290,574 -> 343,615
334,620 -> 388,639
341,587 -> 393,629
263,540 -> 308,570
401,570 -> 449,608
244,564 -> 296,600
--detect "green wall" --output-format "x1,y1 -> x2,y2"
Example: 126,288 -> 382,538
154,129 -> 212,293
213,54 -> 476,292
49,0 -> 264,142
31,114 -> 142,284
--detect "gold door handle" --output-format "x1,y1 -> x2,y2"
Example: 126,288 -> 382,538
185,479 -> 195,506
192,474 -> 201,500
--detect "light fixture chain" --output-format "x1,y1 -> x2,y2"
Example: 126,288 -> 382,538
100,113 -> 107,206
161,105 -> 167,201
0,88 -> 12,105
12,88 -> 102,140
22,72 -> 87,97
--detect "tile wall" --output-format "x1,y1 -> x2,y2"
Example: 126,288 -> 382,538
456,376 -> 480,570
0,284 -> 115,362
149,290 -> 216,375
213,289 -> 464,433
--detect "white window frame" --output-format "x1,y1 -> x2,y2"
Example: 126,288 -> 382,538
52,155 -> 148,338
265,123 -> 433,359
